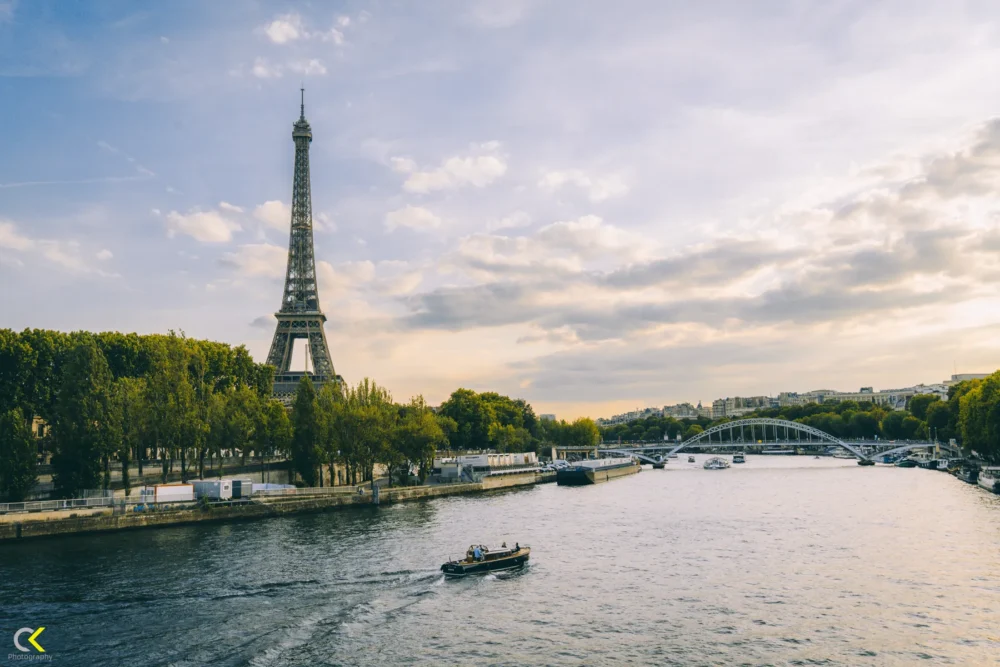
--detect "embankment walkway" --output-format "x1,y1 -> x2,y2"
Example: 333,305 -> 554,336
0,471 -> 554,542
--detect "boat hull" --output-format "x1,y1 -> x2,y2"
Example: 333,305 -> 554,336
441,549 -> 530,577
978,470 -> 999,494
557,462 -> 640,485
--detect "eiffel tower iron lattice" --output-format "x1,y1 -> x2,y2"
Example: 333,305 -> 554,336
266,90 -> 340,400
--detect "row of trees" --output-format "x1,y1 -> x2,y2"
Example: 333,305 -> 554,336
1,329 -> 576,501
289,377 -> 448,488
435,388 -> 601,452
0,329 -> 281,501
597,374 -> 1000,463
284,384 -> 606,488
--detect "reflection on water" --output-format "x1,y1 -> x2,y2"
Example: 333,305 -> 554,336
2,458 -> 999,666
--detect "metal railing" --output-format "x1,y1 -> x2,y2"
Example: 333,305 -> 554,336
0,495 -> 114,515
253,486 -> 366,498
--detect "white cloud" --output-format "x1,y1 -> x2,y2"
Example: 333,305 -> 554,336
385,206 -> 443,232
252,57 -> 282,79
288,59 -> 327,76
220,243 -> 287,278
315,212 -> 336,231
469,2 -> 526,28
96,249 -> 113,261
488,211 -> 531,232
317,28 -> 345,45
164,207 -> 242,243
317,260 -> 376,296
392,143 -> 507,193
253,200 -> 291,231
263,13 -> 305,44
0,220 -> 118,277
219,201 -> 243,213
539,169 -> 629,202
159,36 -> 169,44
0,220 -> 33,251
259,12 -> 350,47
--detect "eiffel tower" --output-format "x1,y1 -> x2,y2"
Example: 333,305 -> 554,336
266,90 -> 340,401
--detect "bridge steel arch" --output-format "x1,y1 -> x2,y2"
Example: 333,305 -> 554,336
665,418 -> 871,461
868,441 -> 960,460
601,449 -> 661,464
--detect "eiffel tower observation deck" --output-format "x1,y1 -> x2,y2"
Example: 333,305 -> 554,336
266,90 -> 342,401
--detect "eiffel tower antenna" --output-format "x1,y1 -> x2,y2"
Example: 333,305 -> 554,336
266,91 -> 340,402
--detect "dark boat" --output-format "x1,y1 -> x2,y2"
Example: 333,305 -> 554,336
857,459 -> 875,466
957,465 -> 979,484
441,544 -> 530,577
895,458 -> 918,468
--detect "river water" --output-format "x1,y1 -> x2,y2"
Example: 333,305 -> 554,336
2,456 -> 999,666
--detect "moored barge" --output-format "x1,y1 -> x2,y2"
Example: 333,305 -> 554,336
978,467 -> 1000,494
556,458 -> 640,485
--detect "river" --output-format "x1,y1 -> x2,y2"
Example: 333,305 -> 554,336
2,456 -> 999,666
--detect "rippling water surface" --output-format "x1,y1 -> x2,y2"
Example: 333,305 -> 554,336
2,457 -> 1000,666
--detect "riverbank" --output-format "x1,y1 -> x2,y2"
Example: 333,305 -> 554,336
0,471 -> 554,542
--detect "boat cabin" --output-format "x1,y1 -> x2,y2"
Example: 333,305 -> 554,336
463,543 -> 521,563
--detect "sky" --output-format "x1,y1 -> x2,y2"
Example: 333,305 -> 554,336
2,0 -> 1000,420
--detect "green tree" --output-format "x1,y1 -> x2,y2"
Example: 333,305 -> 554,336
0,408 -> 37,501
848,411 -> 879,439
50,340 -> 116,497
438,389 -> 496,450
683,424 -> 704,440
908,394 -> 940,422
257,399 -> 292,483
925,401 -> 950,441
290,376 -> 321,486
959,372 -> 1000,461
900,415 -> 925,440
880,411 -> 908,440
112,377 -> 145,496
348,378 -> 396,484
395,396 -> 446,484
566,417 -> 601,447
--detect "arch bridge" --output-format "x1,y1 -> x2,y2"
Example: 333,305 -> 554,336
602,418 -> 873,461
601,418 -> 963,463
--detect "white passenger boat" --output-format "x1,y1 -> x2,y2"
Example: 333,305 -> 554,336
703,457 -> 730,470
978,467 -> 1000,494
732,452 -> 746,464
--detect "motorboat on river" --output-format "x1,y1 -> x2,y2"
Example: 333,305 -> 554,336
732,452 -> 746,464
703,457 -> 730,470
688,455 -> 696,463
441,543 -> 530,577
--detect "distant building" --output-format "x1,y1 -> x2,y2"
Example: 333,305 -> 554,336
946,373 -> 989,385
596,406 -> 663,425
663,403 -> 699,419
540,414 -> 556,422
